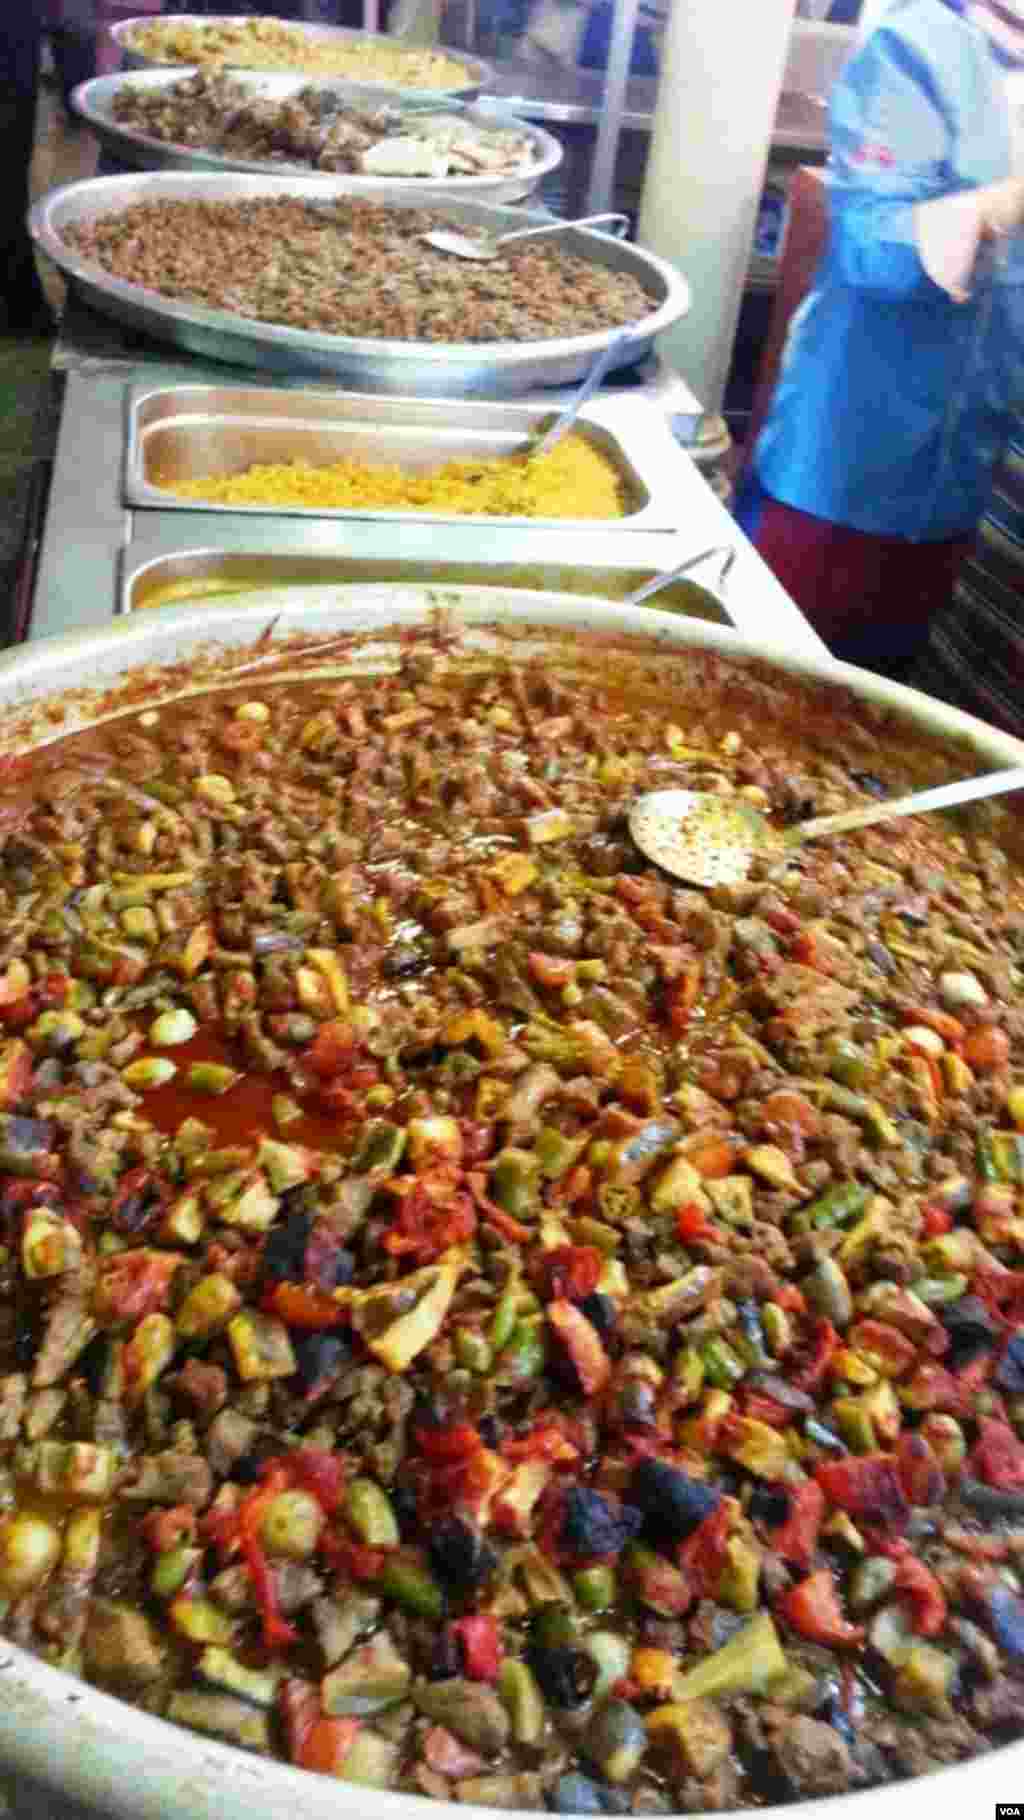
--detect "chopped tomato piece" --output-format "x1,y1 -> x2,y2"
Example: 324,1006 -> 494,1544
320,1534 -> 387,1583
962,1025 -> 1010,1072
764,1479 -> 824,1571
502,1419 -> 580,1466
973,1417 -> 1024,1490
527,952 -> 576,990
279,1678 -> 320,1763
921,1206 -> 953,1238
678,1502 -> 730,1599
682,1134 -> 739,1179
304,1020 -> 357,1079
845,1319 -> 917,1378
815,1455 -> 910,1532
383,1179 -> 476,1264
449,1615 -> 503,1683
140,1506 -> 197,1554
535,1245 -> 604,1304
414,1421 -> 483,1464
772,1284 -> 807,1316
742,1392 -> 793,1430
779,1570 -> 864,1647
262,1281 -> 346,1329
896,1431 -> 946,1507
893,1554 -> 947,1637
297,1717 -> 362,1777
547,1299 -> 611,1396
790,1318 -> 839,1391
95,1248 -> 182,1322
759,1090 -> 821,1137
278,1449 -> 348,1516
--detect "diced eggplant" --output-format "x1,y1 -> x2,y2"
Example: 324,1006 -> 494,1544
0,1114 -> 58,1177
631,1457 -> 721,1541
413,1677 -> 511,1752
84,1600 -> 165,1689
166,1690 -> 271,1753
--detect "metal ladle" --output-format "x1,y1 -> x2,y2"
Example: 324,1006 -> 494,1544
420,211 -> 630,261
629,767 -> 1024,889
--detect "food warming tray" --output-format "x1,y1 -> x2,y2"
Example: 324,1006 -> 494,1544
123,385 -> 687,530
72,71 -> 562,205
1,593 -> 1023,1820
29,173 -> 689,394
118,545 -> 734,620
111,14 -> 493,100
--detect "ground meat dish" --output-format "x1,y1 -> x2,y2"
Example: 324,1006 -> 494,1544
109,74 -> 539,180
4,619 -> 1024,1810
61,198 -> 655,344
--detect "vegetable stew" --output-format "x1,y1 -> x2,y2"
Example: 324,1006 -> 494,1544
2,626 -> 1024,1811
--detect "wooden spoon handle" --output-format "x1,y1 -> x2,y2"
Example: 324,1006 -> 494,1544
784,766 -> 1024,848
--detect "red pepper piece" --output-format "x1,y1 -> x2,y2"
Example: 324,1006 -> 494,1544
790,1318 -> 839,1392
678,1502 -> 730,1600
892,1554 -> 947,1637
278,1448 -> 348,1516
547,1299 -> 611,1396
765,1480 -> 824,1571
527,952 -> 576,990
382,1179 -> 476,1264
321,1533 -> 387,1583
772,1284 -> 807,1316
298,1717 -> 363,1775
236,1467 -> 299,1652
140,1506 -> 197,1554
675,1203 -> 726,1246
973,1417 -> 1024,1489
778,1569 -> 864,1647
815,1454 -> 910,1532
902,1006 -> 965,1049
449,1615 -> 504,1683
262,1281 -> 346,1330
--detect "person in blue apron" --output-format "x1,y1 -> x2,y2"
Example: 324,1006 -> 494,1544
734,0 -> 1024,676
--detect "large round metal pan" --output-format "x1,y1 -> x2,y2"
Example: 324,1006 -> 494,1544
112,14 -> 492,100
29,173 -> 689,394
0,588 -> 1022,1819
71,69 -> 562,205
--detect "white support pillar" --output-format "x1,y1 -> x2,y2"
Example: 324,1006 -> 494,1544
637,0 -> 799,410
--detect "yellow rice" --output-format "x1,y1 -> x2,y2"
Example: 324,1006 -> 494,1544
163,430 -> 628,519
127,19 -> 472,87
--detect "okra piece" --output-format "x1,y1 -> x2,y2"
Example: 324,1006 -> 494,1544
535,1126 -> 587,1181
800,1182 -> 871,1232
829,1039 -> 871,1089
976,1127 -> 1000,1183
499,1659 -> 545,1745
498,1317 -> 546,1382
353,1120 -> 407,1174
990,1131 -> 1024,1184
489,1148 -> 540,1217
701,1337 -> 746,1390
122,1057 -> 177,1091
152,1543 -> 202,1600
762,1304 -> 792,1357
187,1062 -> 240,1096
454,1327 -> 492,1374
168,1596 -> 236,1647
911,1273 -> 970,1306
574,1564 -> 617,1612
150,1008 -> 198,1048
375,1556 -> 443,1620
345,1478 -> 400,1549
489,1282 -> 521,1353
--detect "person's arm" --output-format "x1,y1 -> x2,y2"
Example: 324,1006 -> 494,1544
827,24 -> 1024,301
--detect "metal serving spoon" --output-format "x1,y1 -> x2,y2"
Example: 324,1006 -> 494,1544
629,766 -> 1024,889
421,211 -> 630,261
530,332 -> 631,459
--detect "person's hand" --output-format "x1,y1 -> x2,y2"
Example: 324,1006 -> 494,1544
979,176 -> 1024,239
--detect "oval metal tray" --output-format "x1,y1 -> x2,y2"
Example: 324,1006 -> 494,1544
72,69 -> 561,205
30,172 -> 690,395
112,14 -> 492,99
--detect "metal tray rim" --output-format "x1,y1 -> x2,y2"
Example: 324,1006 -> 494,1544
29,172 -> 689,393
116,551 -> 732,623
122,384 -> 691,531
72,69 -> 560,192
110,14 -> 493,97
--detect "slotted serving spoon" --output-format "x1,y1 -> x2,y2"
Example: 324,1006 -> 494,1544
420,210 -> 630,260
629,766 -> 1024,889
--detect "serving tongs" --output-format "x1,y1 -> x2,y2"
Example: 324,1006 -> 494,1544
420,211 -> 630,261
